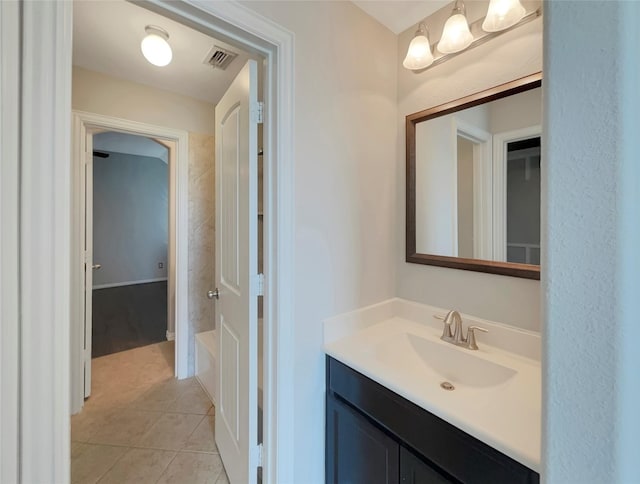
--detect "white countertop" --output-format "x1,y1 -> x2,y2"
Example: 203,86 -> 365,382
324,299 -> 541,472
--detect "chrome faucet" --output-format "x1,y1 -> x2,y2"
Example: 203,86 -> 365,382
437,310 -> 488,351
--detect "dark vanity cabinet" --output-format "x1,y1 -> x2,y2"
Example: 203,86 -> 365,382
326,394 -> 399,483
325,357 -> 539,484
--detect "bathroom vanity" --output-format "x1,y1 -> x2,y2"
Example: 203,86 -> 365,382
326,357 -> 538,483
324,299 -> 541,484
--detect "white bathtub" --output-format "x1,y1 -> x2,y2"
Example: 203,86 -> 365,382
195,319 -> 263,407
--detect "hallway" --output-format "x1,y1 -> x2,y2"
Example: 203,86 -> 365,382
71,341 -> 229,483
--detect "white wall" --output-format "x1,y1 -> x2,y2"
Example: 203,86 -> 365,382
396,1 -> 542,332
0,2 -> 20,480
415,116 -> 456,255
73,67 -> 214,134
489,87 -> 541,134
543,2 -> 640,482
415,103 -> 489,256
241,2 -> 398,481
92,150 -> 168,288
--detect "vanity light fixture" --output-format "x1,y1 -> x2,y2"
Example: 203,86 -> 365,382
140,25 -> 173,67
437,0 -> 473,55
482,0 -> 527,32
402,23 -> 434,70
403,0 -> 541,72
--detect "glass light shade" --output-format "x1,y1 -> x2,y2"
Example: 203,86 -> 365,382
402,27 -> 434,70
482,0 -> 526,32
437,13 -> 473,54
141,28 -> 173,67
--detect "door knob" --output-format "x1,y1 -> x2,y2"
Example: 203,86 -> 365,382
92,264 -> 102,270
207,289 -> 219,300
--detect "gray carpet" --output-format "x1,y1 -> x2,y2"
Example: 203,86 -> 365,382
92,281 -> 167,358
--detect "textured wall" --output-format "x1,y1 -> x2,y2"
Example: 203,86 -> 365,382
396,1 -> 542,332
187,132 -> 215,375
542,2 -> 640,482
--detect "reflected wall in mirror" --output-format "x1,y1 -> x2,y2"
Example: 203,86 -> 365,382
406,73 -> 542,279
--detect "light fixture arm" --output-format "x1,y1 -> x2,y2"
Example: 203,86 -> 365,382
451,0 -> 466,16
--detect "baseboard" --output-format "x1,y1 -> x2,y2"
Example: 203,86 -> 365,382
166,331 -> 175,341
93,277 -> 168,290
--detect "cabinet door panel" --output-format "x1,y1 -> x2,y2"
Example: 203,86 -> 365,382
400,446 -> 457,484
326,394 -> 399,484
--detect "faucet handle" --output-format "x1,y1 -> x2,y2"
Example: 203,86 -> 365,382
466,326 -> 488,350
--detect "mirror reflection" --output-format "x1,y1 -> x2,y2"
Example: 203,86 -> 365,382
414,85 -> 541,266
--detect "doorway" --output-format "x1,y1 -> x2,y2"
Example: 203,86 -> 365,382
91,131 -> 170,357
492,125 -> 542,262
505,136 -> 541,265
16,0 -> 296,482
72,111 -> 190,408
71,0 -> 267,481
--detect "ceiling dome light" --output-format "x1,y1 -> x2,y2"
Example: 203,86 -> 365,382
403,23 -> 434,70
482,0 -> 526,32
140,25 -> 173,67
437,1 -> 474,54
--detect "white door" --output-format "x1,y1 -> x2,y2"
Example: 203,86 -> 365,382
215,60 -> 260,484
82,130 -> 95,397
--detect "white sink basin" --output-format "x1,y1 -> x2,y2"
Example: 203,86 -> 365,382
375,333 -> 517,388
323,303 -> 542,472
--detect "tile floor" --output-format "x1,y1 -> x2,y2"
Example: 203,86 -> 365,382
71,341 -> 229,484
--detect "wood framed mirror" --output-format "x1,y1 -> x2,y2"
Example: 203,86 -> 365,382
406,73 -> 542,280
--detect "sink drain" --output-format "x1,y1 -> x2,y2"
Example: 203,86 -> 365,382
440,381 -> 455,391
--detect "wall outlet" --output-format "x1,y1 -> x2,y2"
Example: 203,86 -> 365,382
158,262 -> 164,269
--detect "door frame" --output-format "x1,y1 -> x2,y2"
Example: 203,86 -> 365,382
0,1 -> 21,481
492,125 -> 542,262
70,111 -> 190,413
452,118 -> 492,259
158,4 -> 296,483
17,1 -> 295,483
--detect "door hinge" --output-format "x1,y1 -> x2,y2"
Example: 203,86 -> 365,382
252,101 -> 264,124
256,273 -> 265,297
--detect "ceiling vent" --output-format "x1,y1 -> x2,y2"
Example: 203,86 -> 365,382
203,46 -> 238,70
